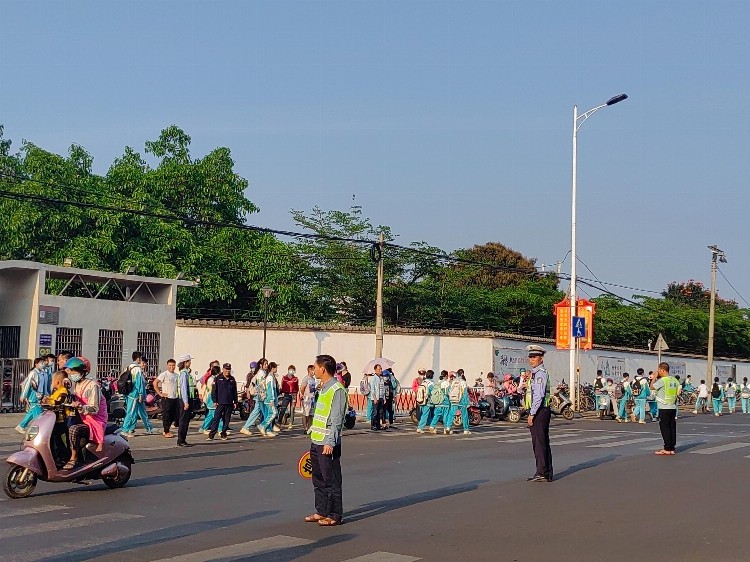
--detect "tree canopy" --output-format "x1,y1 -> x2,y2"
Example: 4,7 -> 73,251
1,125 -> 748,358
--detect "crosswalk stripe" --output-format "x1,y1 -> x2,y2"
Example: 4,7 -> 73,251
588,437 -> 662,448
0,504 -> 71,519
148,535 -> 314,562
342,552 -> 421,562
494,432 -> 582,444
689,442 -> 750,455
459,431 -> 535,441
0,513 -> 142,540
552,435 -> 621,446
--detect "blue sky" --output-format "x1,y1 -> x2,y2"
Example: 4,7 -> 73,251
2,1 -> 749,305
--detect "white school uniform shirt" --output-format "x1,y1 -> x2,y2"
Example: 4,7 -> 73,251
697,383 -> 709,398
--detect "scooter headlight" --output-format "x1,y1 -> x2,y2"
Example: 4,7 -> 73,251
25,426 -> 39,441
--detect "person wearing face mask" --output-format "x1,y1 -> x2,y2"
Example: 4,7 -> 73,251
64,358 -> 108,469
278,365 -> 300,429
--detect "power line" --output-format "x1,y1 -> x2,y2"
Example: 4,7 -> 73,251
717,267 -> 750,309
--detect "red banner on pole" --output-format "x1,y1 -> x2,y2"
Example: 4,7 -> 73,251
554,299 -> 571,349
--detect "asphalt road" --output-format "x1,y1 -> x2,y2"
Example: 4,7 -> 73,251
0,411 -> 749,562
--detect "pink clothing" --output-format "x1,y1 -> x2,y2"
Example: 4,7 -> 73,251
77,378 -> 108,445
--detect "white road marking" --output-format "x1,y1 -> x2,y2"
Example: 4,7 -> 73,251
0,504 -> 71,518
588,437 -> 662,448
148,535 -> 314,562
552,435 -> 621,446
342,553 -> 421,562
0,513 -> 143,540
495,432 -> 582,444
459,431 -> 537,441
689,442 -> 750,455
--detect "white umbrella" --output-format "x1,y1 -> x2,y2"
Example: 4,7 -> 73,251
362,357 -> 395,374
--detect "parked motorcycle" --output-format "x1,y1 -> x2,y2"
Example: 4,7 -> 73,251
550,382 -> 575,420
478,390 -> 521,421
3,406 -> 134,499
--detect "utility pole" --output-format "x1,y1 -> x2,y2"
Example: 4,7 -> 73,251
706,245 -> 726,381
375,232 -> 385,357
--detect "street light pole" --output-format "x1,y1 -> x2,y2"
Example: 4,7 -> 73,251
706,245 -> 726,381
569,93 -> 628,411
261,286 -> 274,358
375,233 -> 385,357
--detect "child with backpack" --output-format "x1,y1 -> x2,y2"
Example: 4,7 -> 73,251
415,370 -> 435,433
240,359 -> 269,436
429,371 -> 452,434
447,370 -> 471,435
710,377 -> 724,416
724,378 -> 738,413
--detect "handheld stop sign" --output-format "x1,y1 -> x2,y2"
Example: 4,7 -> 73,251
298,451 -> 313,479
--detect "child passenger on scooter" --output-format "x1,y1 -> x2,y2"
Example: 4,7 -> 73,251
44,371 -> 71,466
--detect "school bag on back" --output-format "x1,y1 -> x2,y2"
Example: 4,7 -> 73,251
449,380 -> 462,403
711,383 -> 721,398
359,376 -> 370,396
631,379 -> 641,396
429,383 -> 445,405
416,382 -> 429,406
117,367 -> 133,396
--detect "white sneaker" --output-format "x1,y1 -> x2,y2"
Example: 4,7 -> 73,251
287,424 -> 293,430
258,427 -> 267,436
429,427 -> 437,434
416,428 -> 424,434
121,432 -> 134,438
202,430 -> 210,435
240,428 -> 253,436
14,425 -> 25,435
463,430 -> 472,435
264,431 -> 277,438
145,428 -> 160,435
225,430 -> 233,434
692,410 -> 698,414
305,428 -> 312,435
273,425 -> 281,432
444,428 -> 451,435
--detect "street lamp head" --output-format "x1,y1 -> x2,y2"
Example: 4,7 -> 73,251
261,286 -> 274,298
606,94 -> 628,106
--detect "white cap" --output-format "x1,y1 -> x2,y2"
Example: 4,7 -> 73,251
177,354 -> 193,362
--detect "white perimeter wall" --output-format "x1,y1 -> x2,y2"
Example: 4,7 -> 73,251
174,325 -> 493,386
176,325 -> 750,387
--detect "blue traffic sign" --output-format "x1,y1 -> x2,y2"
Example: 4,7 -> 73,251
572,316 -> 586,339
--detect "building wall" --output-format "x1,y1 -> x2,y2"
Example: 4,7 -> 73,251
174,325 -> 493,385
175,324 -> 750,387
0,269 -> 40,358
37,294 -> 176,374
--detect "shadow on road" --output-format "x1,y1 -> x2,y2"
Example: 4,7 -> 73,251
35,511 -> 280,562
245,534 -> 356,561
345,479 -> 489,523
137,448 -> 247,464
675,441 -> 706,453
554,454 -> 618,480
131,463 -> 282,487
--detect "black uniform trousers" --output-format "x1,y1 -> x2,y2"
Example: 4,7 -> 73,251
529,406 -> 553,479
209,403 -> 233,438
177,402 -> 191,445
310,442 -> 343,522
162,397 -> 179,433
658,408 -> 677,451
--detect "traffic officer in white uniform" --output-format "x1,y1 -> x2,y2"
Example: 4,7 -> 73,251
525,345 -> 553,482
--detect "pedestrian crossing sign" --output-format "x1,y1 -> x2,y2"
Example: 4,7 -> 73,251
298,451 -> 313,479
572,316 -> 586,339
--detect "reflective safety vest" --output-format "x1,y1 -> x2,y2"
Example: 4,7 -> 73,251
524,369 -> 551,410
311,380 -> 346,445
657,376 -> 679,405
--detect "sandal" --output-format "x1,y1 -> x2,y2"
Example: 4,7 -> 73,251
654,450 -> 670,455
62,460 -> 76,470
304,514 -> 325,523
318,517 -> 341,526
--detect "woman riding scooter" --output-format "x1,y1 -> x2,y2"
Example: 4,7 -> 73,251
64,358 -> 108,470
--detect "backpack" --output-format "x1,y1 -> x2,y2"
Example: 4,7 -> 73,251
257,376 -> 268,401
416,382 -> 429,406
117,367 -> 133,396
449,381 -> 463,404
429,384 -> 445,405
711,383 -> 721,399
359,376 -> 371,396
631,379 -> 642,396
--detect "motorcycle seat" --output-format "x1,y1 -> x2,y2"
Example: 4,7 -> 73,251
104,424 -> 120,436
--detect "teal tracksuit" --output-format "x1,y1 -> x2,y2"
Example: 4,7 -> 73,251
617,384 -> 632,421
740,384 -> 750,414
634,381 -> 649,422
417,380 -> 435,430
711,384 -> 725,415
259,374 -> 279,433
725,383 -> 738,413
430,381 -> 452,430
19,368 -> 43,430
447,381 -> 470,431
200,376 -> 224,432
122,365 -> 154,433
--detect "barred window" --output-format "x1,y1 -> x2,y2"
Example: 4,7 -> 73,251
97,330 -> 123,380
137,332 -> 160,377
0,326 -> 21,358
55,327 -> 82,358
